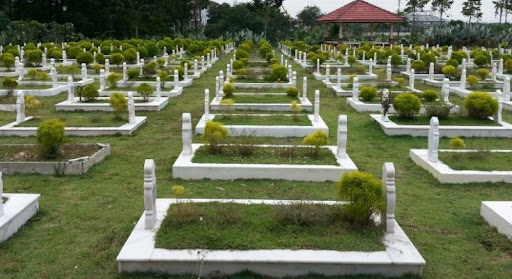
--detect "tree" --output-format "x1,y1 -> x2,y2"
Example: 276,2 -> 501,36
432,0 -> 453,21
297,5 -> 323,29
404,0 -> 429,37
462,0 -> 483,24
251,0 -> 284,40
494,0 -> 505,23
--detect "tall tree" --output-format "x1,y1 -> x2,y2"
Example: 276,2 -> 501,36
404,0 -> 430,37
251,0 -> 283,40
462,0 -> 483,24
432,0 -> 453,21
494,0 -> 505,24
296,5 -> 323,30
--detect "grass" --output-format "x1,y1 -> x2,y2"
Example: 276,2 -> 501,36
192,145 -> 339,165
389,115 -> 501,126
155,202 -> 384,251
0,49 -> 510,279
439,151 -> 512,171
213,114 -> 310,126
0,94 -> 16,104
0,144 -> 101,161
15,113 -> 127,127
223,94 -> 298,104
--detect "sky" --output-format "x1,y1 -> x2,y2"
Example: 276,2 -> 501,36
216,0 -> 499,23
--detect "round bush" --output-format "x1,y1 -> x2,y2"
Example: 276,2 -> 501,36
446,59 -> 459,68
411,60 -> 426,72
201,121 -> 228,153
76,52 -> 94,65
223,83 -> 235,97
109,93 -> 127,119
96,53 -> 105,64
391,54 -> 402,65
26,49 -> 43,66
336,171 -> 384,225
474,55 -> 489,67
110,53 -> 124,66
393,93 -> 421,118
82,84 -> 99,101
442,65 -> 457,78
128,68 -> 139,79
123,49 -> 138,64
505,58 -> 512,72
421,53 -> 436,65
142,62 -> 157,78
466,75 -> 480,88
302,130 -> 328,157
37,119 -> 65,159
360,87 -> 377,102
450,137 -> 466,149
476,68 -> 489,80
107,72 -> 122,87
464,92 -> 499,120
233,60 -> 244,70
2,53 -> 15,69
269,64 -> 288,82
347,55 -> 356,65
286,87 -> 299,98
235,50 -> 249,60
425,101 -> 452,119
422,90 -> 439,102
136,83 -> 154,101
451,51 -> 466,64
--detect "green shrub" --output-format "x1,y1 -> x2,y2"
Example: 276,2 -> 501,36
107,72 -> 122,87
269,58 -> 278,65
136,83 -> 154,102
290,101 -> 302,119
422,90 -> 439,102
2,53 -> 15,70
110,53 -> 124,67
391,54 -> 402,65
66,46 -> 81,59
474,55 -> 489,67
442,65 -> 457,78
201,121 -> 228,153
128,68 -> 139,79
393,93 -> 421,118
302,130 -> 328,157
236,50 -> 249,60
450,137 -> 466,149
425,101 -> 452,119
223,83 -> 235,97
37,119 -> 65,159
347,55 -> 356,65
451,51 -> 466,64
96,53 -> 105,64
25,95 -> 42,117
269,64 -> 288,81
233,60 -> 244,70
92,63 -> 102,73
174,66 -> 184,80
156,57 -> 165,68
411,60 -> 425,72
82,84 -> 99,101
476,68 -> 489,80
360,87 -> 377,102
446,59 -> 459,68
336,171 -> 384,225
466,75 -> 480,88
109,93 -> 127,119
286,87 -> 299,98
235,69 -> 248,76
26,49 -> 43,66
180,60 -> 192,68
142,61 -> 157,78
158,70 -> 169,82
505,58 -> 512,72
464,92 -> 499,120
50,50 -> 62,60
27,69 -> 38,80
36,72 -> 48,81
76,52 -> 94,65
2,77 -> 17,96
265,53 -> 273,62
123,49 -> 138,64
394,77 -> 406,87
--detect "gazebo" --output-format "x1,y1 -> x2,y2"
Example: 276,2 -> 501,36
315,0 -> 405,44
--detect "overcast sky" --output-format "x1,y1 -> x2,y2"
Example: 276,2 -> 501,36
217,0 -> 499,23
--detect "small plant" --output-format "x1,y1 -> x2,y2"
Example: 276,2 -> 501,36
76,52 -> 94,65
82,84 -> 99,101
286,87 -> 299,98
223,83 -> 235,97
290,101 -> 302,120
25,95 -> 42,117
446,59 -> 459,68
476,68 -> 490,80
92,63 -> 102,73
142,61 -> 157,78
123,48 -> 137,64
442,65 -> 457,78
110,53 -> 124,67
107,72 -> 122,88
394,77 -> 406,87
37,119 -> 65,159
233,60 -> 244,70
219,99 -> 234,116
411,60 -> 425,72
422,90 -> 439,102
269,64 -> 288,82
302,130 -> 328,157
360,87 -> 377,102
336,171 -> 384,226
450,137 -> 466,149
201,121 -> 228,154
171,185 -> 186,197
347,55 -> 356,65
2,53 -> 14,70
464,92 -> 499,120
425,101 -> 452,119
2,77 -> 17,96
466,75 -> 480,89
473,55 -> 489,67
393,93 -> 421,119
27,69 -> 38,80
127,68 -> 139,79
36,72 -> 48,81
136,83 -> 154,102
109,93 -> 127,120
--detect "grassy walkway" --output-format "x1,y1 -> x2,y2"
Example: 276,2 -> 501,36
0,50 -> 511,279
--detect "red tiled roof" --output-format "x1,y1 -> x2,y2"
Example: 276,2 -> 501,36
316,0 -> 405,23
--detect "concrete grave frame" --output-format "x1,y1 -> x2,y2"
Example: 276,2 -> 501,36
173,113 -> 356,182
55,97 -> 169,112
481,202 -> 512,240
0,173 -> 40,243
0,143 -> 110,175
118,160 -> 426,277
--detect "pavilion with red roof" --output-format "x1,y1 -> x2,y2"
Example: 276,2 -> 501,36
315,0 -> 405,44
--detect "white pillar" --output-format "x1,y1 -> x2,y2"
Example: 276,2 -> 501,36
406,58 -> 411,74
382,162 -> 396,233
143,159 -> 157,230
62,50 -> 67,63
316,59 -> 320,74
336,69 -> 341,89
99,69 -> 106,90
184,62 -> 188,80
292,71 -> 297,86
105,59 -> 110,75
139,59 -> 144,76
496,90 -> 503,124
337,115 -> 347,159
409,69 -> 415,91
67,76 -> 74,102
194,59 -> 198,75
123,62 -> 127,81
352,77 -> 359,99
503,76 -> 510,102
215,76 -> 221,100
204,89 -> 210,117
182,113 -> 193,156
314,90 -> 320,123
302,77 -> 308,101
0,172 -> 3,217
386,63 -> 392,82
174,69 -> 179,89
460,69 -> 466,90
16,91 -> 25,123
442,78 -> 450,103
428,117 -> 439,163
81,63 -> 87,81
128,92 -> 135,124
136,52 -> 140,64
499,58 -> 504,75
462,58 -> 466,71
156,77 -> 161,100
325,65 -> 330,82
492,62 -> 497,82
429,62 -> 434,80
51,67 -> 58,88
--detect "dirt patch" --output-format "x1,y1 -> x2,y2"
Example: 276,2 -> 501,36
0,144 -> 101,162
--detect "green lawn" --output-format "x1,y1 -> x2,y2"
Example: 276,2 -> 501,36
224,94 -> 298,104
389,115 -> 501,126
439,151 -> 512,171
0,49 -> 511,279
213,114 -> 310,126
155,202 -> 384,251
16,113 -> 127,127
192,145 -> 339,165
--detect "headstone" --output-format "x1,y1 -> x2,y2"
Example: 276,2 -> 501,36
51,67 -> 58,88
41,53 -> 47,67
362,51 -> 366,61
136,52 -> 140,64
325,65 -> 330,82
164,53 -> 169,66
314,90 -> 320,122
184,63 -> 188,80
0,172 -> 3,217
504,76 -> 510,102
429,62 -> 434,80
204,89 -> 209,117
381,89 -> 390,122
174,69 -> 179,89
409,69 -> 415,90
495,90 -> 503,124
16,91 -> 25,123
336,68 -> 341,89
201,56 -> 205,70
369,59 -> 373,74
382,162 -> 396,233
62,50 -> 67,63
139,59 -> 144,76
462,58 -> 467,71
316,59 -> 320,74
460,69 -> 466,90
492,62 -> 497,82
337,115 -> 347,159
105,59 -> 110,75
406,58 -> 411,73
499,58 -> 504,75
182,113 -> 193,156
81,63 -> 87,81
128,92 -> 136,124
442,78 -> 450,103
302,77 -> 307,101
292,71 -> 297,86
156,77 -> 161,100
386,63 -> 392,82
428,117 -> 439,163
123,62 -> 128,80
215,76 -> 220,100
143,159 -> 157,230
67,76 -> 74,102
352,77 -> 359,100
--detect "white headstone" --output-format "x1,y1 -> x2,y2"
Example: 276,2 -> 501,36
409,69 -> 415,90
352,77 -> 359,99
336,69 -> 342,89
492,62 -> 497,82
16,91 -> 25,123
174,69 -> 179,89
0,172 -> 3,217
302,77 -> 308,101
139,59 -> 144,76
504,76 -> 510,102
369,59 -> 373,74
128,92 -> 135,124
51,67 -> 58,87
215,76 -> 220,100
406,58 -> 411,73
123,62 -> 127,80
428,117 -> 439,163
105,59 -> 110,75
67,76 -> 74,102
496,90 -> 503,124
143,159 -> 157,230
314,90 -> 320,123
99,69 -> 106,90
316,59 -> 320,74
386,63 -> 392,82
442,78 -> 450,103
81,63 -> 87,81
382,162 -> 396,233
156,77 -> 161,100
184,63 -> 188,80
194,59 -> 198,75
460,69 -> 466,90
337,115 -> 347,159
204,89 -> 210,117
499,58 -> 504,75
429,62 -> 434,80
325,65 -> 330,82
182,113 -> 193,156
